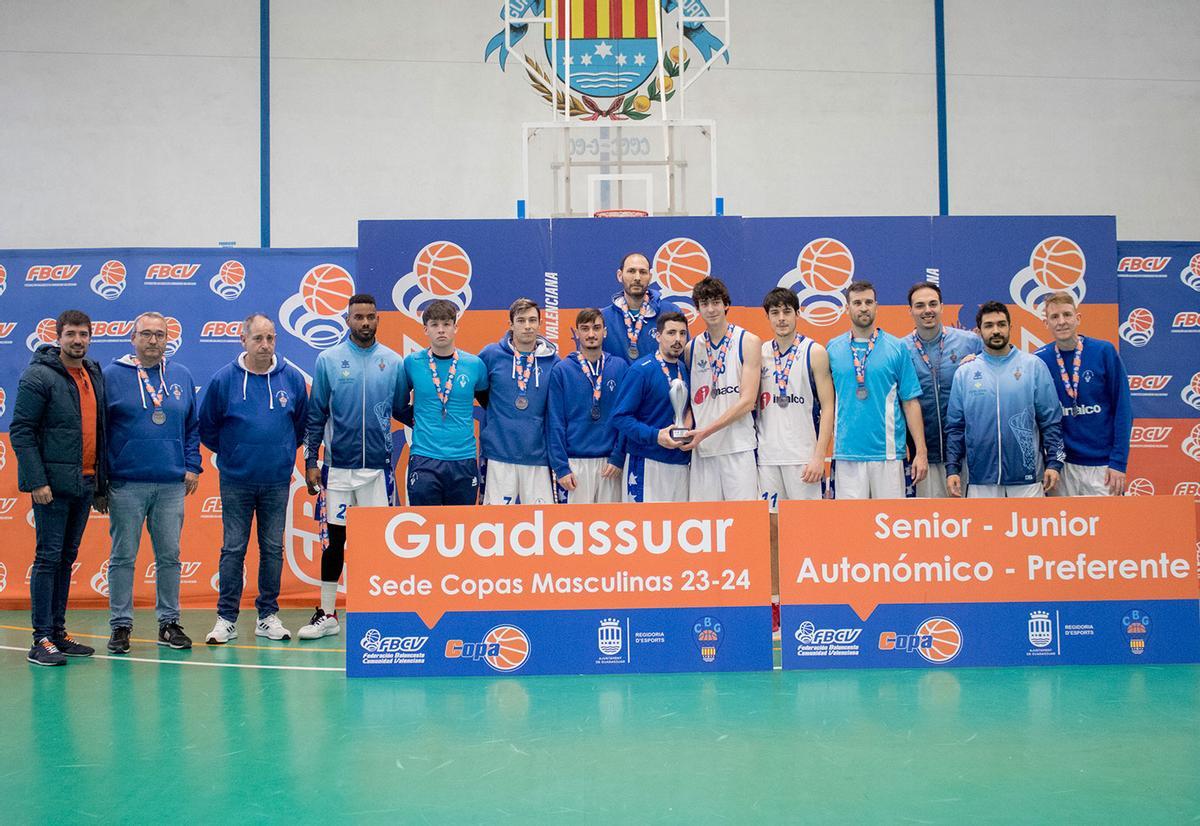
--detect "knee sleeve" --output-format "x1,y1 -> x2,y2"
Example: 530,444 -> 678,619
322,524 -> 346,582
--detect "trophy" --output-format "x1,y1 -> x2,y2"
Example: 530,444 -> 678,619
668,377 -> 692,444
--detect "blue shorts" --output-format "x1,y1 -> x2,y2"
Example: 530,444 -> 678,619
407,454 -> 480,507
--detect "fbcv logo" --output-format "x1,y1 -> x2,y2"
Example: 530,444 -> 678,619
1117,256 -> 1171,273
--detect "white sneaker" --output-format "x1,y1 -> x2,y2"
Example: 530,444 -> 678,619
297,607 -> 340,640
255,614 -> 292,641
205,618 -> 238,645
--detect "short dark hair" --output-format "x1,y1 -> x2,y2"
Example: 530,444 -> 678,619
656,310 -> 688,333
347,293 -> 376,309
846,280 -> 876,298
618,252 -> 649,271
242,312 -> 273,330
508,297 -> 540,322
762,287 -> 799,314
56,309 -> 91,336
976,300 -> 1011,329
575,307 -> 603,327
907,282 -> 942,305
422,299 -> 458,325
692,276 -> 731,307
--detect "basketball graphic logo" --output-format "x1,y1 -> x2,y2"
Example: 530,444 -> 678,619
90,560 -> 111,597
654,238 -> 711,296
1118,308 -> 1154,348
279,263 -> 356,350
1184,422 -> 1200,461
90,259 -> 127,301
25,317 -> 59,351
915,616 -> 962,664
392,241 -> 474,320
1009,236 -> 1087,315
360,629 -> 383,652
163,316 -> 184,356
1181,374 -> 1200,414
1122,609 -> 1151,655
0,387 -> 5,418
209,259 -> 246,301
0,561 -> 6,594
483,624 -> 530,672
1180,254 -> 1200,292
693,616 -> 724,663
1125,478 -> 1155,496
0,263 -> 7,297
777,238 -> 855,327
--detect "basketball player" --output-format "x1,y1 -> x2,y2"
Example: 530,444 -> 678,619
300,294 -> 407,639
548,309 -> 628,503
903,282 -> 982,497
945,301 -> 1063,498
479,298 -> 560,504
402,299 -> 489,506
827,281 -> 927,499
601,252 -> 679,362
682,277 -> 761,501
757,288 -> 835,508
610,311 -> 692,502
1035,291 -> 1132,495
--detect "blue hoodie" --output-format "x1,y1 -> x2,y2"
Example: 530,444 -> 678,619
944,348 -> 1065,486
547,351 -> 628,477
104,355 -> 202,483
610,352 -> 690,467
199,354 -> 309,485
304,338 -> 407,471
1033,336 -> 1133,472
902,326 -> 983,464
601,286 -> 680,362
478,333 -> 559,466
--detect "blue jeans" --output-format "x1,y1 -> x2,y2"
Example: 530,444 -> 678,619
107,480 -> 185,629
216,479 -> 288,622
30,477 -> 95,642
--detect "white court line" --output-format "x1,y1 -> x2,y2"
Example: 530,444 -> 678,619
1,644 -> 343,673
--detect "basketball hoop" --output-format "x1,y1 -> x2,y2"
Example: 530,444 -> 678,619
594,209 -> 649,218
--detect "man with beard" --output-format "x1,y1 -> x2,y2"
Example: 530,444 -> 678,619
601,252 -> 679,362
301,294 -> 408,639
945,301 -> 1064,498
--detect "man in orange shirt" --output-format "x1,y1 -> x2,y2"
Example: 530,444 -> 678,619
10,310 -> 108,666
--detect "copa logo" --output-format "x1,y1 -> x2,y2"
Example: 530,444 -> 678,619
391,241 -> 474,320
1181,372 -> 1200,412
1130,425 -> 1172,446
1181,254 -> 1200,292
280,263 -> 355,350
26,264 -> 81,286
1181,422 -> 1200,462
145,263 -> 200,283
89,260 -> 127,300
1009,236 -> 1087,316
445,624 -> 530,672
1173,481 -> 1200,501
0,263 -> 7,296
778,238 -> 854,327
210,260 -> 247,300
1118,307 -> 1154,347
1125,477 -> 1155,496
90,560 -> 110,596
1117,256 -> 1171,274
878,616 -> 962,663
1128,374 -> 1171,394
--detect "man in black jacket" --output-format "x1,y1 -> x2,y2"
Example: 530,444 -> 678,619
10,309 -> 108,666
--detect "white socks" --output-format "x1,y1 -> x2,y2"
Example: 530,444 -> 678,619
320,582 -> 338,616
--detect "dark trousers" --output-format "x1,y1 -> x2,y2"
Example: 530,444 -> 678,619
30,477 -> 95,642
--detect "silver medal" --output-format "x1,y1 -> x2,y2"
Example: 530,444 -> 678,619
515,396 -> 529,410
627,347 -> 638,359
856,387 -> 868,400
776,396 -> 790,409
590,405 -> 601,421
152,409 -> 166,425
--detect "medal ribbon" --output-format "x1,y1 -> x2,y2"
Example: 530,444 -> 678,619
910,331 -> 943,383
1054,336 -> 1083,401
655,351 -> 678,387
617,296 -> 646,356
513,351 -> 534,400
428,349 -> 458,417
578,353 -> 606,408
851,329 -> 879,395
772,335 -> 801,400
704,324 -> 735,390
135,359 -> 166,411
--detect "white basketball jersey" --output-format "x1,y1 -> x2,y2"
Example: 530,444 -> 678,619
689,325 -> 756,457
757,337 -> 820,466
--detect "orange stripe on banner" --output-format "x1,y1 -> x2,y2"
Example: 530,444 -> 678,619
584,0 -> 596,38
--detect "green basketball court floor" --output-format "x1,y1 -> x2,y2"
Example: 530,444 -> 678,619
2,609 -> 1197,822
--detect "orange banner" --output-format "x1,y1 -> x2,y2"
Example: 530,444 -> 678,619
779,497 -> 1199,621
347,501 -> 772,628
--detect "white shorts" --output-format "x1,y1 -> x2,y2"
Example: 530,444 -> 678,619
484,460 -> 554,505
758,465 -> 822,512
560,457 -> 622,504
624,456 -> 689,503
968,483 -> 1043,499
690,451 -> 759,502
835,460 -> 905,500
916,463 -> 967,498
1051,463 -> 1110,497
324,468 -> 394,525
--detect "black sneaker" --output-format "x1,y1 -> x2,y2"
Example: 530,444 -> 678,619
108,626 -> 132,654
28,638 -> 67,667
157,622 -> 192,650
52,633 -> 95,657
